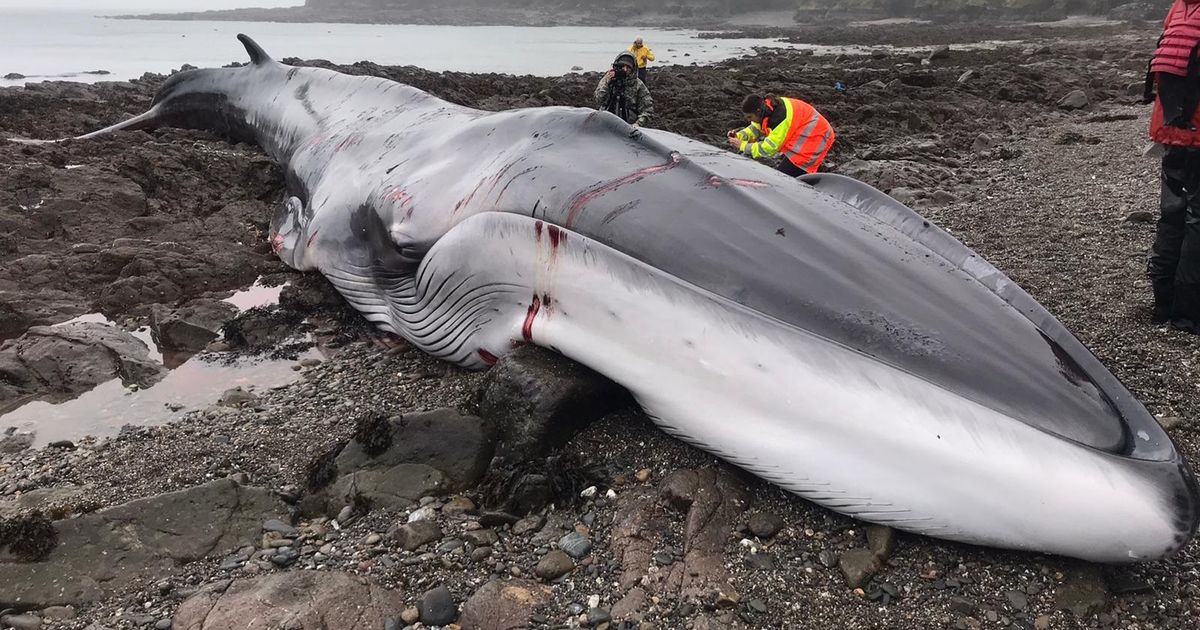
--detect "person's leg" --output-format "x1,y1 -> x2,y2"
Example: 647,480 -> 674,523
637,67 -> 647,84
776,159 -> 805,177
1171,149 -> 1200,332
1149,147 -> 1191,323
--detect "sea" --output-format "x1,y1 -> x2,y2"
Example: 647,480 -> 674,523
0,8 -> 793,87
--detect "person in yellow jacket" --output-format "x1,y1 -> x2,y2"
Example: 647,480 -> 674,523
628,37 -> 655,84
727,93 -> 836,177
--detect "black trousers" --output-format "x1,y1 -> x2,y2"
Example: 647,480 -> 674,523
637,67 -> 647,84
1149,146 -> 1200,331
777,159 -> 806,177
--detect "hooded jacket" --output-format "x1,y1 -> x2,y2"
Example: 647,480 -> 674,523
594,51 -> 654,126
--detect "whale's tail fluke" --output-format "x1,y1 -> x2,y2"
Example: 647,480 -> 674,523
237,34 -> 273,66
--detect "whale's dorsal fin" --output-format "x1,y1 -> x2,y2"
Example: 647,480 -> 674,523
237,34 -> 273,66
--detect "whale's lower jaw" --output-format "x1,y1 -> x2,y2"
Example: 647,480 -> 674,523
312,211 -> 1194,563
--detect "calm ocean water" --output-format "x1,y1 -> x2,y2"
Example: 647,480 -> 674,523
0,9 -> 788,87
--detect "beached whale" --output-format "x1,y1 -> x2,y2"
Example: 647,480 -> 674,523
22,34 -> 1198,562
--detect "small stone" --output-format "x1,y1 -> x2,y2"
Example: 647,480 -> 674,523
559,531 -> 592,559
470,546 -> 493,562
1006,590 -> 1029,611
40,606 -> 76,620
154,620 -> 172,630
950,596 -> 977,615
580,485 -> 598,498
299,357 -> 322,367
839,548 -> 882,589
971,133 -> 994,153
635,468 -> 651,482
262,518 -> 299,537
336,505 -> 355,524
659,469 -> 698,511
218,386 -> 258,406
270,547 -> 300,567
1058,89 -> 1089,110
748,512 -> 784,538
1125,210 -> 1156,223
865,525 -> 896,559
443,496 -> 476,516
1056,564 -> 1108,617
748,598 -> 768,614
513,514 -> 546,535
587,607 -> 611,626
401,607 -> 420,624
1034,615 -> 1052,630
0,614 -> 43,630
957,69 -> 975,83
745,552 -> 776,571
365,533 -> 382,545
535,549 -> 575,579
927,44 -> 950,60
408,506 -> 438,522
817,549 -> 839,568
463,529 -> 499,547
419,585 -> 458,626
391,520 -> 444,551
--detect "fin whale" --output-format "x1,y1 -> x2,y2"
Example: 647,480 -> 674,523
21,34 -> 1197,562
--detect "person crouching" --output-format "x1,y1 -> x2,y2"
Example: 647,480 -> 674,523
728,93 -> 835,176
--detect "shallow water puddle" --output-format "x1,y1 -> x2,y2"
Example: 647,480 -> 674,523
0,292 -> 319,448
223,278 -> 287,311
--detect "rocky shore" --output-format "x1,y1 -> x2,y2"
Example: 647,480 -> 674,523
2,19 -> 1199,630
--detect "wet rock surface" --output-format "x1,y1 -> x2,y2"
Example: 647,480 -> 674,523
172,570 -> 403,630
0,18 -> 1199,630
0,321 -> 166,407
0,478 -> 285,607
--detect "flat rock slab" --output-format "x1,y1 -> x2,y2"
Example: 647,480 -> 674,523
173,571 -> 403,630
313,408 -> 496,513
458,579 -> 551,630
0,478 -> 285,608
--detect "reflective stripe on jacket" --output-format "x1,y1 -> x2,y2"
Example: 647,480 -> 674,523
1152,0 -> 1200,76
737,97 -> 835,173
628,45 -> 655,68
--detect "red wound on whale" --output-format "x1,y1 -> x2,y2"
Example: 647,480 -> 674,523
535,220 -> 544,241
522,295 -> 541,341
270,233 -> 285,254
548,224 -> 563,249
477,349 -> 499,365
306,229 -> 320,247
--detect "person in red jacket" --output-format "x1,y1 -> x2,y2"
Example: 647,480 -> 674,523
1147,0 -> 1200,333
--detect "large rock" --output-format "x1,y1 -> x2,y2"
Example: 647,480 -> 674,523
173,571 -> 403,630
149,298 -> 238,353
309,408 -> 496,514
0,321 -> 166,406
458,579 -> 552,630
0,478 -> 286,607
478,345 -> 626,463
611,467 -> 749,603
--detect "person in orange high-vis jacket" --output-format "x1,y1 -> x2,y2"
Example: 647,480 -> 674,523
1145,0 -> 1200,332
727,93 -> 835,177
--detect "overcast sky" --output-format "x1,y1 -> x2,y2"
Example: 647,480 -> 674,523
0,1 -> 300,10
